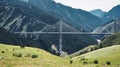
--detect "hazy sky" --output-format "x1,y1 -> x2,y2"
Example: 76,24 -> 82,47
54,0 -> 120,12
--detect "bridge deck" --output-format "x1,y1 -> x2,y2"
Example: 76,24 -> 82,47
14,32 -> 115,35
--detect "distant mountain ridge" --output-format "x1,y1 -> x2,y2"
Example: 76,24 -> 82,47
92,5 -> 120,39
93,5 -> 120,33
102,5 -> 120,22
90,9 -> 106,18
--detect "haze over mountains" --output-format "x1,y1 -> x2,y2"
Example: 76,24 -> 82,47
90,9 -> 106,18
0,0 -> 120,55
92,5 -> 120,39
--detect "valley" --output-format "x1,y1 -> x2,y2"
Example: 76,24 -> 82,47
0,0 -> 120,67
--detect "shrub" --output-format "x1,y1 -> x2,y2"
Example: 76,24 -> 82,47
20,45 -> 25,49
1,51 -> 5,54
80,57 -> 88,62
89,62 -> 92,64
106,61 -> 111,65
13,48 -> 15,51
70,60 -> 73,64
81,57 -> 85,61
95,66 -> 99,67
83,61 -> 88,64
80,56 -> 86,61
25,53 -> 31,57
93,60 -> 98,64
13,53 -> 22,57
31,54 -> 38,58
6,49 -> 8,51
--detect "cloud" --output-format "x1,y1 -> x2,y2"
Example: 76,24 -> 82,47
20,0 -> 29,2
54,0 -> 120,11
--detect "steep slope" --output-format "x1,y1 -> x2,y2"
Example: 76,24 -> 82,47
103,5 -> 120,22
93,18 -> 120,34
29,0 -> 103,31
90,9 -> 106,18
0,0 -> 97,54
0,0 -> 59,32
0,0 -> 59,53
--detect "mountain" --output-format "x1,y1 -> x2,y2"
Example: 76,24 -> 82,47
90,9 -> 106,18
0,27 -> 47,49
103,5 -> 120,22
0,0 -> 97,54
92,5 -> 120,39
92,17 -> 120,39
92,18 -> 120,34
28,0 -> 103,31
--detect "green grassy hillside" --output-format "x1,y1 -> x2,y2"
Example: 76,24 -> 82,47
73,45 -> 120,67
100,33 -> 120,48
69,33 -> 120,58
0,44 -> 70,67
69,45 -> 96,57
1,43 -> 120,67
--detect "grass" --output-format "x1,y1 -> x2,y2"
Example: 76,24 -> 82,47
73,45 -> 120,67
0,43 -> 120,67
0,44 -> 70,67
69,45 -> 96,57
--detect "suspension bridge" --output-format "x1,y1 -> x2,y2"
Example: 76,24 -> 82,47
14,20 -> 117,55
